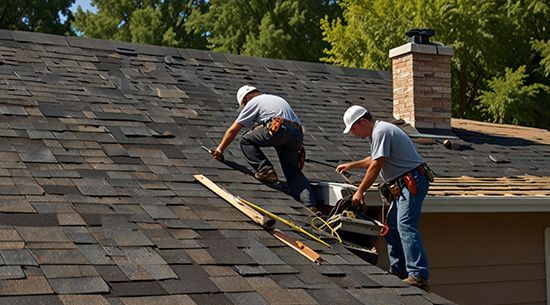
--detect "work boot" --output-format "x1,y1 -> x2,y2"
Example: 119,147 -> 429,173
402,276 -> 430,292
254,166 -> 278,183
386,268 -> 407,280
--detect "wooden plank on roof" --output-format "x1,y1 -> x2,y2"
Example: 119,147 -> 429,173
193,174 -> 275,229
193,174 -> 322,263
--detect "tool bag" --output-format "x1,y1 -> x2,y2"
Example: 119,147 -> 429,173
423,163 -> 435,182
269,116 -> 283,133
378,182 -> 401,203
325,192 -> 385,237
331,192 -> 369,220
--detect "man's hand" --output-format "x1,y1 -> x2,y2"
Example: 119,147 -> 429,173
211,147 -> 224,161
336,163 -> 352,174
351,190 -> 365,207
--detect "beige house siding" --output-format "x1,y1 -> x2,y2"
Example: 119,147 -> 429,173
545,228 -> 550,305
375,212 -> 549,305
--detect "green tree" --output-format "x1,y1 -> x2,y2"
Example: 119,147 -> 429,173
320,0 -> 431,70
0,0 -> 74,35
533,39 -> 550,77
186,0 -> 341,62
73,0 -> 208,49
321,0 -> 550,128
478,66 -> 549,127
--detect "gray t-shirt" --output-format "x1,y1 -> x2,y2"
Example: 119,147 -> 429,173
236,94 -> 301,129
370,120 -> 424,181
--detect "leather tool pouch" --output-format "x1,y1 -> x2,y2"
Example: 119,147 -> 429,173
403,173 -> 417,195
269,116 -> 283,133
389,184 -> 401,198
379,183 -> 398,203
424,164 -> 434,182
298,145 -> 306,170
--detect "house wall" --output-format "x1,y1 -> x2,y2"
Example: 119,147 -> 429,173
375,212 -> 549,305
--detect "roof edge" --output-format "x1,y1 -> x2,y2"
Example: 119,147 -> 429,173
423,196 -> 550,213
1,29 -> 391,78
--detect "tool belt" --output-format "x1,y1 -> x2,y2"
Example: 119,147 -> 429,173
378,183 -> 401,203
378,163 -> 434,202
265,116 -> 301,134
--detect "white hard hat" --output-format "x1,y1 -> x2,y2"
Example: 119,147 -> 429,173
343,105 -> 368,134
236,85 -> 257,108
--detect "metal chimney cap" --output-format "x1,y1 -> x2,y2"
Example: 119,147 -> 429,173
405,28 -> 436,44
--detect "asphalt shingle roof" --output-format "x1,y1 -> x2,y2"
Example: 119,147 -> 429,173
1,29 -> 548,304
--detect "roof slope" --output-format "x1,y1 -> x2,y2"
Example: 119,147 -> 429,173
427,119 -> 550,197
0,29 -> 546,304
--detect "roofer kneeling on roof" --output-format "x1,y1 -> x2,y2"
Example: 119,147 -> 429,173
337,105 -> 433,291
211,85 -> 316,207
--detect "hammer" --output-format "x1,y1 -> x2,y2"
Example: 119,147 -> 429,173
306,158 -> 355,186
201,146 -> 224,161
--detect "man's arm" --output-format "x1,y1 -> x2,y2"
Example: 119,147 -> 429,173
336,156 -> 372,173
352,157 -> 385,206
213,122 -> 243,159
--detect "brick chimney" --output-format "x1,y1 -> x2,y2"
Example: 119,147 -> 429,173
389,29 -> 453,130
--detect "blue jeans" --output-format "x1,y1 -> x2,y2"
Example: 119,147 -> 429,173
385,168 -> 430,279
239,124 -> 315,206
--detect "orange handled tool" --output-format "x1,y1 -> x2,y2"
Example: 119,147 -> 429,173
402,173 -> 417,195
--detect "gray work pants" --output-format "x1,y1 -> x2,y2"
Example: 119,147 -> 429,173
239,124 -> 315,206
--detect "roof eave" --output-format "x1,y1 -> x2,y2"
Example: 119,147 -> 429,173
364,191 -> 550,213
423,196 -> 550,213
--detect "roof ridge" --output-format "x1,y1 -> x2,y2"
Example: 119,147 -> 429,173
0,29 -> 391,78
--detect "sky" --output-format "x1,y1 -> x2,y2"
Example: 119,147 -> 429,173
71,0 -> 97,14
59,0 -> 96,24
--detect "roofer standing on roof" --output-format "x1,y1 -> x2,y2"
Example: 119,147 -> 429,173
211,85 -> 315,207
336,105 -> 431,291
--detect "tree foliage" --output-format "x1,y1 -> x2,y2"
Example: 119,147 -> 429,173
322,0 -> 550,129
0,0 -> 74,35
478,66 -> 549,127
321,0 -> 428,70
73,0 -> 209,49
186,0 -> 341,62
73,0 -> 340,62
533,39 -> 550,77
